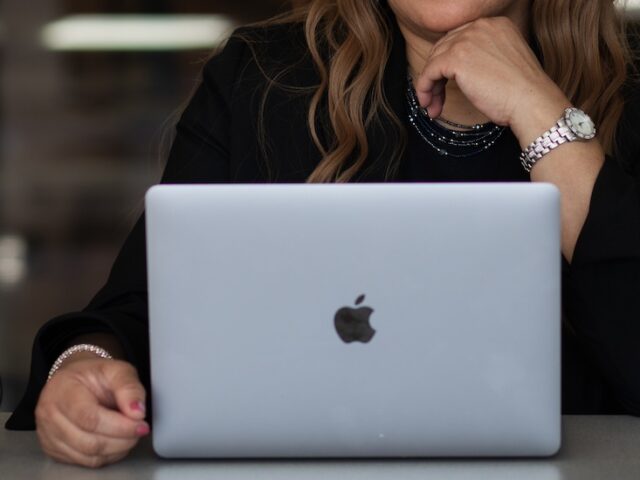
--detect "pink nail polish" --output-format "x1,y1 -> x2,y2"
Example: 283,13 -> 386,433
131,401 -> 146,413
136,424 -> 150,437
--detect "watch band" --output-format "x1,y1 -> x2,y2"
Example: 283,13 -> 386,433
520,117 -> 577,173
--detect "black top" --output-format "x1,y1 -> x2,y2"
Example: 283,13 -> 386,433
6,8 -> 640,430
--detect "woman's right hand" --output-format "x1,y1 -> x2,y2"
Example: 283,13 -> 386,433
35,354 -> 150,468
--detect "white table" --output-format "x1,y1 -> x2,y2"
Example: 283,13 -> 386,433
2,413 -> 640,479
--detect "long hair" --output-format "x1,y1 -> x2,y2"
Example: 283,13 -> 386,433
245,0 -> 635,182
531,0 -> 635,162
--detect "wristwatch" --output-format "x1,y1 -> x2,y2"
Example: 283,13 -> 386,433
520,107 -> 596,173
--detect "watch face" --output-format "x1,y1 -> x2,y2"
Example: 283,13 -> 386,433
566,109 -> 596,139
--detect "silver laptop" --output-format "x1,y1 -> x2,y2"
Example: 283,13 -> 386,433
145,183 -> 561,458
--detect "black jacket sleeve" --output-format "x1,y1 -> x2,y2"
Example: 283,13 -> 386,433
562,87 -> 640,415
5,35 -> 250,430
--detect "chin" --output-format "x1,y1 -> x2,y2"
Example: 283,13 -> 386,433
417,4 -> 482,32
388,0 -> 519,34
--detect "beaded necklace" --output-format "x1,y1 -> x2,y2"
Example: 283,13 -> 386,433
406,74 -> 506,158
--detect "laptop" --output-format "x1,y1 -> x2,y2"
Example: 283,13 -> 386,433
145,183 -> 561,458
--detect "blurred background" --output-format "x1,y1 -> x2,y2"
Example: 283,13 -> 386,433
0,0 -> 638,412
0,0 -> 295,411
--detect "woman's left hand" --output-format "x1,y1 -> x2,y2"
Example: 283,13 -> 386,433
413,16 -> 570,148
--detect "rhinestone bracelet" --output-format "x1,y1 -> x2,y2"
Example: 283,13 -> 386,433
47,344 -> 113,381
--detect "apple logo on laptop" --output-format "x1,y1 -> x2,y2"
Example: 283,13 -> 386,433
334,294 -> 376,343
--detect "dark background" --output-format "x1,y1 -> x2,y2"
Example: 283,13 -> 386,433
0,0 -> 289,411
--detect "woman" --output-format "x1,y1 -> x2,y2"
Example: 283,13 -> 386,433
6,0 -> 640,468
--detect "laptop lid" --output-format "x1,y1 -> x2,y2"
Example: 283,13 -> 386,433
146,183 -> 561,458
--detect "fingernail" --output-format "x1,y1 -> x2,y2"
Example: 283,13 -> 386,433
136,423 -> 150,437
131,401 -> 146,414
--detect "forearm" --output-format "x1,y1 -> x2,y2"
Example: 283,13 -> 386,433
65,333 -> 126,361
529,140 -> 605,262
47,333 -> 129,375
509,90 -> 604,262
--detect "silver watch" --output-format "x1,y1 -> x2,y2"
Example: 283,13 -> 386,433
520,107 -> 596,173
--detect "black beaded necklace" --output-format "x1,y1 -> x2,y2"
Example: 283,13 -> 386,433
406,73 -> 506,158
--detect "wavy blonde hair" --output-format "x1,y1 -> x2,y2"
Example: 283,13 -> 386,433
246,0 -> 635,182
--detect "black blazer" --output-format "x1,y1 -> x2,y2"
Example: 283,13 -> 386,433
7,8 -> 640,429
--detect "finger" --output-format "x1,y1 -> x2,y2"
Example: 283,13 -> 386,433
445,20 -> 475,36
57,385 -> 148,438
412,28 -> 463,110
103,361 -> 147,420
426,79 -> 447,118
46,438 -> 131,469
428,21 -> 473,57
53,423 -> 138,457
38,408 -> 139,457
414,53 -> 455,108
418,20 -> 477,105
39,423 -> 126,469
59,402 -> 149,439
52,409 -> 141,458
37,424 -> 62,459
